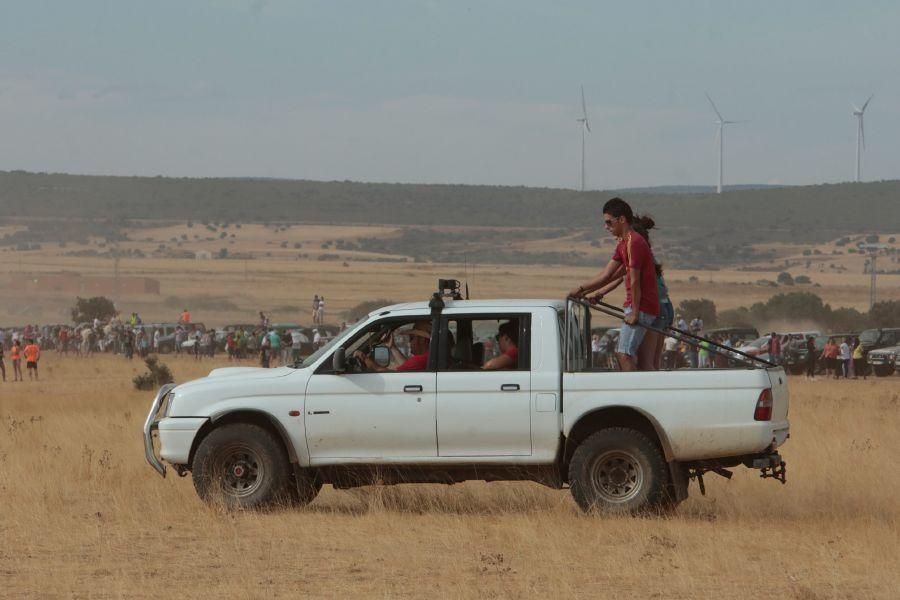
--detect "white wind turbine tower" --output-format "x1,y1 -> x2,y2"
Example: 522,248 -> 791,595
853,95 -> 873,182
705,93 -> 743,194
577,85 -> 591,191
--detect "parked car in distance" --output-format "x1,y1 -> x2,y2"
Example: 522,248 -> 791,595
740,331 -> 821,362
706,327 -> 760,345
859,328 -> 900,353
867,344 -> 900,377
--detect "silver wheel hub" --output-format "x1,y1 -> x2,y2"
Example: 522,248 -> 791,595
589,450 -> 644,504
217,445 -> 264,498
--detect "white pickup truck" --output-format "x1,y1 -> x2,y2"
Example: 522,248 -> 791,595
144,288 -> 790,514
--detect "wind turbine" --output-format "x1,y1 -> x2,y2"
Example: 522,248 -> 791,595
853,95 -> 873,182
705,93 -> 743,194
577,85 -> 591,192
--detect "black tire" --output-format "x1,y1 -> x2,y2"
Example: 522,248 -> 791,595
873,365 -> 893,377
568,427 -> 670,514
192,423 -> 295,509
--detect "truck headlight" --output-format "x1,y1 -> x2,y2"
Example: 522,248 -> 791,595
161,391 -> 175,417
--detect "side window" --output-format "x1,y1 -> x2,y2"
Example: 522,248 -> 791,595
439,315 -> 530,371
316,316 -> 434,374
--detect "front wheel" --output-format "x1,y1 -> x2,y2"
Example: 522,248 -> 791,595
873,365 -> 894,377
568,427 -> 670,514
192,423 -> 295,509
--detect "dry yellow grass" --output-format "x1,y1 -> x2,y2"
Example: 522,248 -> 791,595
2,355 -> 899,598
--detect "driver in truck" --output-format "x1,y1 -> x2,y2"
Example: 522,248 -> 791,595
353,320 -> 431,372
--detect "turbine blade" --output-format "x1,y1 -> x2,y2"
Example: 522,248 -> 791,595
861,94 -> 874,112
581,85 -> 587,118
705,92 -> 724,121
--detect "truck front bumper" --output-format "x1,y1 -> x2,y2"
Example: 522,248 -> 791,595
143,384 -> 177,477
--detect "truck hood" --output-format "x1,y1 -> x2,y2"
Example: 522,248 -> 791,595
206,366 -> 294,379
167,366 -> 311,417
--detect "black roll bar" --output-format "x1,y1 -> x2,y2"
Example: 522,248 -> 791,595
568,296 -> 776,369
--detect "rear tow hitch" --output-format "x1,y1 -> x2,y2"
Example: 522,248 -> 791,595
753,453 -> 787,484
688,467 -> 733,496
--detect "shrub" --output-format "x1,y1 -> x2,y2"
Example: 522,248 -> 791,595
133,356 -> 174,391
346,299 -> 397,322
777,272 -> 795,286
677,299 -> 717,327
71,296 -> 117,324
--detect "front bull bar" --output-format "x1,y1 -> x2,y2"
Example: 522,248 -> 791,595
143,383 -> 177,477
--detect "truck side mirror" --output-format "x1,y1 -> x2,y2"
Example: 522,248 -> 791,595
332,347 -> 346,372
372,345 -> 390,368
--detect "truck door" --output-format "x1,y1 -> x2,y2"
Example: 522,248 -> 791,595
304,317 -> 438,460
435,315 -> 532,457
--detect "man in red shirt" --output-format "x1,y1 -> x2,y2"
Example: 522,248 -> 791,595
355,321 -> 431,372
483,321 -> 519,370
569,198 -> 659,372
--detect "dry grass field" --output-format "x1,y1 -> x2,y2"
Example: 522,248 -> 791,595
2,355 -> 899,599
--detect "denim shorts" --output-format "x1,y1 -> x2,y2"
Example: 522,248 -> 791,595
617,308 -> 657,357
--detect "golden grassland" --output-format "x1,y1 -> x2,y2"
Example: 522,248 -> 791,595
1,355 -> 899,598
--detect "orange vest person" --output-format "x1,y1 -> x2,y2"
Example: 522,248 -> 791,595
180,309 -> 191,323
23,340 -> 41,380
10,340 -> 23,381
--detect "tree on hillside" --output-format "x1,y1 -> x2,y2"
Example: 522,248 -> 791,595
677,299 -> 717,327
777,272 -> 794,286
754,292 -> 829,324
718,307 -> 755,328
71,296 -> 117,324
869,300 -> 900,328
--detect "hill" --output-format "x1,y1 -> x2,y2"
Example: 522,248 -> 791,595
0,171 -> 897,263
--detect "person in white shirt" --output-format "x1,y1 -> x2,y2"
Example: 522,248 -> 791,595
663,336 -> 680,369
312,329 -> 322,348
676,317 -> 687,332
838,338 -> 851,379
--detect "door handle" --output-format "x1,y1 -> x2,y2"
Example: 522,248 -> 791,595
501,384 -> 520,391
404,385 -> 423,393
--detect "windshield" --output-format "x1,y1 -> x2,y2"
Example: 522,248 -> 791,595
290,325 -> 355,368
859,329 -> 880,345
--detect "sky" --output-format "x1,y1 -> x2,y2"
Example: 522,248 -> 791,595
1,1 -> 898,190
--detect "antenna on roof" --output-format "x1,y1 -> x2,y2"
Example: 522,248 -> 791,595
464,253 -> 470,300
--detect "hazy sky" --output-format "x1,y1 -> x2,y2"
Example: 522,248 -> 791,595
1,1 -> 897,189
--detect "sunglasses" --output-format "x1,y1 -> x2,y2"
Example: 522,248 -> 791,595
604,218 -> 619,227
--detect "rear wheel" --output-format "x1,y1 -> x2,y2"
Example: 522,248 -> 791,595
568,427 -> 670,514
192,423 -> 296,509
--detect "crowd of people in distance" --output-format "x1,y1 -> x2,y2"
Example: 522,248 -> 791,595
819,336 -> 868,380
0,298 -> 352,381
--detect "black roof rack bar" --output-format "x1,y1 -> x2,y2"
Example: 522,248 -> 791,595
570,297 -> 776,369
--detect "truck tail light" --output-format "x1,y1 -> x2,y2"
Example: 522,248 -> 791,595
754,389 -> 773,421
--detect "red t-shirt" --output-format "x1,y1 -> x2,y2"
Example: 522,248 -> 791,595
503,345 -> 519,367
397,353 -> 428,372
612,231 -> 660,317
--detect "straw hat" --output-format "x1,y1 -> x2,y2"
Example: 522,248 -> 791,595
398,320 -> 431,340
